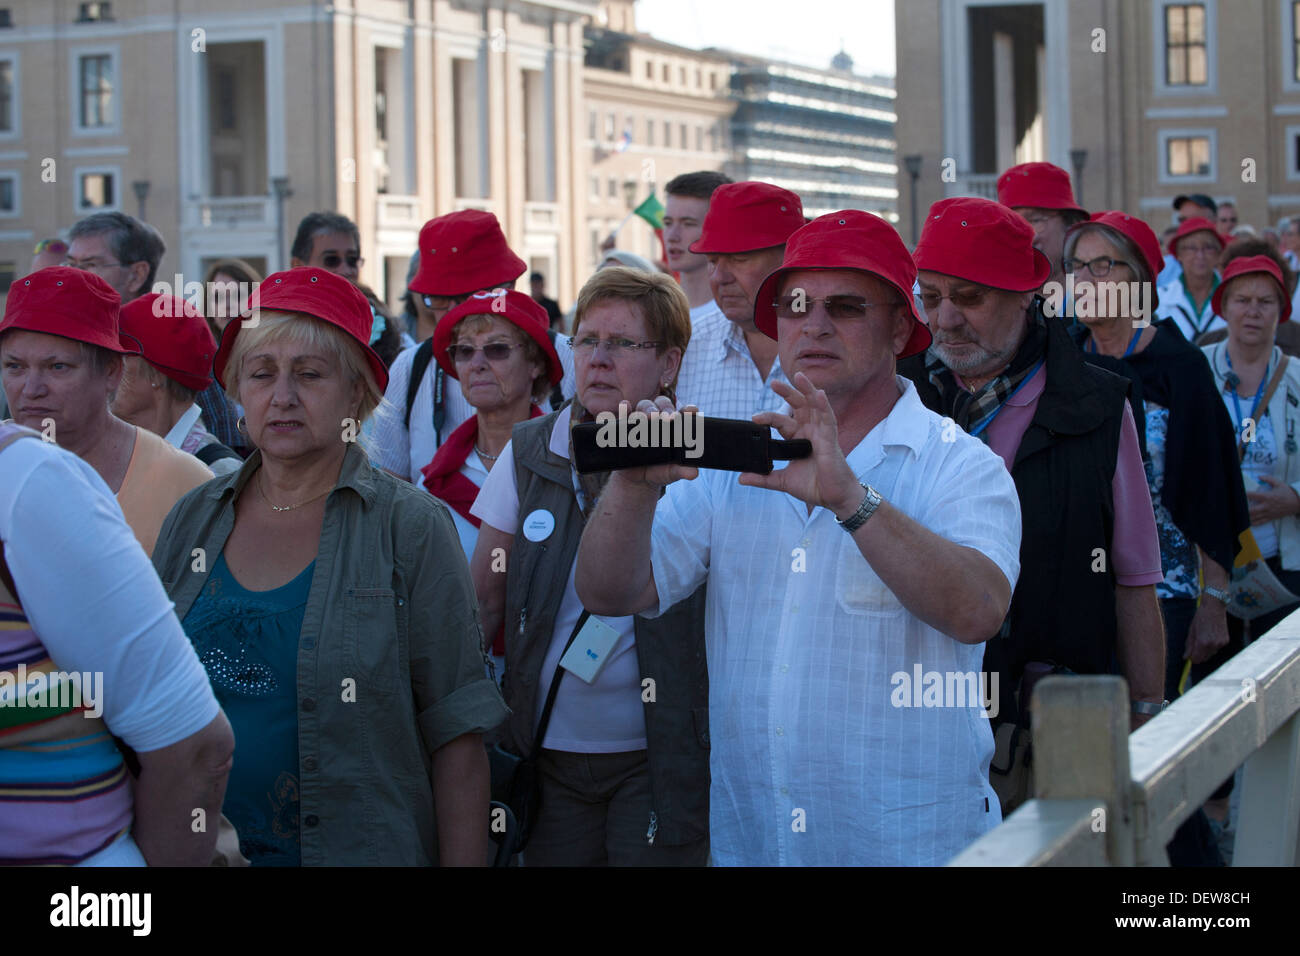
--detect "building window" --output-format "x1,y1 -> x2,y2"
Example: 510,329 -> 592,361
710,72 -> 718,91
605,112 -> 615,139
1293,2 -> 1300,82
79,53 -> 113,128
1164,4 -> 1208,86
695,68 -> 702,88
76,167 -> 117,210
695,126 -> 703,152
646,117 -> 654,146
661,63 -> 669,82
645,60 -> 653,80
608,177 -> 617,199
1285,125 -> 1300,181
680,123 -> 688,149
663,121 -> 671,148
0,172 -> 17,215
679,66 -> 686,85
588,110 -> 597,140
1159,131 -> 1215,181
0,60 -> 12,133
590,174 -> 600,200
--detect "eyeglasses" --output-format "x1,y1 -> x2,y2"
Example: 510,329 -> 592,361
773,294 -> 888,319
422,293 -> 467,311
1063,256 -> 1133,278
917,287 -> 993,313
572,336 -> 662,356
321,253 -> 363,270
63,256 -> 126,271
449,343 -> 526,363
33,239 -> 68,256
1021,213 -> 1061,229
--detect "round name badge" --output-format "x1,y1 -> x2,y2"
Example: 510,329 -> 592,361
522,509 -> 555,542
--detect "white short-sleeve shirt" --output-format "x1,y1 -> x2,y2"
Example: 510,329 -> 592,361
645,377 -> 1022,866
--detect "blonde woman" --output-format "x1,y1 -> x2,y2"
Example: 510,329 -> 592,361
151,268 -> 506,866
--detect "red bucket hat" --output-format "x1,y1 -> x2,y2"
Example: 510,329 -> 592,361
119,293 -> 216,392
213,268 -> 389,392
997,162 -> 1087,217
0,266 -> 136,355
1167,216 -> 1225,256
408,210 -> 527,297
1213,255 -> 1292,324
431,289 -> 562,386
914,197 -> 1051,293
752,210 -> 931,358
689,182 -> 805,254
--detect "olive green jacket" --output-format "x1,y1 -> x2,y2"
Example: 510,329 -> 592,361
151,443 -> 508,865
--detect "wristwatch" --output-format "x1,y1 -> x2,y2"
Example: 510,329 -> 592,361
1202,585 -> 1231,605
1131,700 -> 1169,716
837,483 -> 882,534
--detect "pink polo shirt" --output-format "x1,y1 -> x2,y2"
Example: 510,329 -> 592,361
983,365 -> 1164,587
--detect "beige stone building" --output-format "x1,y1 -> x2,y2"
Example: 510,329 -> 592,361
895,0 -> 1300,244
582,0 -> 734,272
0,0 -> 596,309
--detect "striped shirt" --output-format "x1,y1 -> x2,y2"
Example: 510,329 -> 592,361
675,307 -> 790,421
0,425 -> 220,865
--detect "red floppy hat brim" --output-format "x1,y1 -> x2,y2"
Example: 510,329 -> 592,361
213,309 -> 390,394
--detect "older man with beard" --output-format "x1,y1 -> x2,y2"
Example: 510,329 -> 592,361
898,197 -> 1165,815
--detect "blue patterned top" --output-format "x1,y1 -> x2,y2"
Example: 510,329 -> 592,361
183,553 -> 314,866
1144,401 -> 1199,599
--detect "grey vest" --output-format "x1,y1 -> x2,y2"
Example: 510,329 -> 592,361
502,411 -> 710,846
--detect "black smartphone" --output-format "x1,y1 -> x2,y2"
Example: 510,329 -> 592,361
571,414 -> 811,475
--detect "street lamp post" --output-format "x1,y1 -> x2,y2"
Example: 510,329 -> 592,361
132,180 -> 150,221
271,176 -> 293,272
903,155 -> 922,247
1070,149 -> 1087,207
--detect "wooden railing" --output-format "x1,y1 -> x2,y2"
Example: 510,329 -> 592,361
949,609 -> 1300,866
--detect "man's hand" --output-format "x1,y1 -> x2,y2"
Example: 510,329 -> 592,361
1186,598 -> 1230,664
741,374 -> 861,514
1247,475 -> 1300,525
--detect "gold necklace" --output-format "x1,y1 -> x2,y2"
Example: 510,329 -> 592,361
258,470 -> 332,513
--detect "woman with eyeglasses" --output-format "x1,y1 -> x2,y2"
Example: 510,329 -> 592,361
1064,213 -> 1252,706
468,266 -> 709,866
1156,217 -> 1227,344
420,290 -> 562,677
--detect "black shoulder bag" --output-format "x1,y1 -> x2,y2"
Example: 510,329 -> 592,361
489,609 -> 591,853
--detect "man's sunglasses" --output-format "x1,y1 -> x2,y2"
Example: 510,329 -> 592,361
322,253 -> 364,269
917,288 -> 993,312
773,294 -> 889,319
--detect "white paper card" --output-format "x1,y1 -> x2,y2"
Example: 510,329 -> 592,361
1229,559 -> 1300,621
558,615 -> 623,684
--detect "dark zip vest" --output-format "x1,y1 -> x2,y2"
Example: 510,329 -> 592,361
902,314 -> 1131,725
501,411 -> 710,846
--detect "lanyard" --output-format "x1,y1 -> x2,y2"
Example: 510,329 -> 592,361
1085,326 -> 1143,358
1225,351 -> 1269,429
969,360 -> 1045,438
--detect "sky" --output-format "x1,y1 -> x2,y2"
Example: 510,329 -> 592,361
633,0 -> 896,77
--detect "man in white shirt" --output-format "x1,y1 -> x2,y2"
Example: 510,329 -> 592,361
676,181 -> 802,421
663,171 -> 732,327
575,211 -> 1023,865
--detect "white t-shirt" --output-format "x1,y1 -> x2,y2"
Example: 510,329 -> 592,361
470,405 -> 647,752
0,435 -> 220,753
445,453 -> 490,560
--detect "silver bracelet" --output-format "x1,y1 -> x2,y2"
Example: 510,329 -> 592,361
837,484 -> 882,534
1202,585 -> 1231,605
